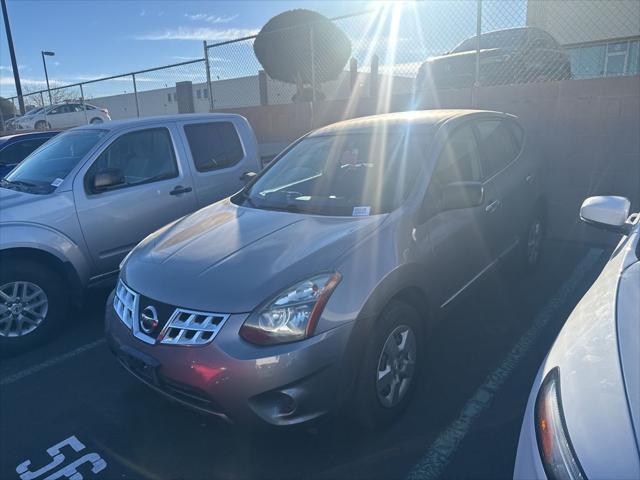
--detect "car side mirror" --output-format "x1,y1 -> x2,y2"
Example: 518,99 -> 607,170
92,168 -> 124,193
580,196 -> 631,234
442,181 -> 484,211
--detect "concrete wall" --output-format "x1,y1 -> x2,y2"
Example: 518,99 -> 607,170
217,76 -> 640,245
526,0 -> 640,45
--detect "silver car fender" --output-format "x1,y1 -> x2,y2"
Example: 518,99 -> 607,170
0,222 -> 92,293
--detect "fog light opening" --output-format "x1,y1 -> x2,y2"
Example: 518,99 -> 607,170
274,392 -> 297,417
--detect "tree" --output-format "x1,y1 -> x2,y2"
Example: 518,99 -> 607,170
253,9 -> 351,102
0,96 -> 16,129
21,85 -> 78,108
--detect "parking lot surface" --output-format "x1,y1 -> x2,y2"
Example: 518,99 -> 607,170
0,240 -> 611,480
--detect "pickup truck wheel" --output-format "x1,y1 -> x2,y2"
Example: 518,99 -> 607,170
0,260 -> 68,355
352,300 -> 422,430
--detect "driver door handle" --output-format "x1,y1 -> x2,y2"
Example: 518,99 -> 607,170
170,185 -> 192,196
485,199 -> 501,214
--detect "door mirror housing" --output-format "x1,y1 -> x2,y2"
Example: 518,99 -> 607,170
442,181 -> 484,211
92,168 -> 124,193
580,196 -> 631,233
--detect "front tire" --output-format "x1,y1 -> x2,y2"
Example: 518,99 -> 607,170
90,117 -> 103,124
0,259 -> 69,355
353,300 -> 422,429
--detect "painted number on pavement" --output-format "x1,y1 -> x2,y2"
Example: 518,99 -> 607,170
16,435 -> 107,480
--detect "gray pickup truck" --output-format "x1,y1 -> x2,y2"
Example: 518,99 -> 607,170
0,113 -> 261,353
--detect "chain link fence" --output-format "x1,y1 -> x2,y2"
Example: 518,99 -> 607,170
3,1 -> 638,133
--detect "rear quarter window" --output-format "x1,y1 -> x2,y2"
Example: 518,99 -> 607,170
184,121 -> 244,172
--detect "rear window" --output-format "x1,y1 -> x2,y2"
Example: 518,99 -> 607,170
0,138 -> 49,166
184,122 -> 244,172
476,120 -> 519,178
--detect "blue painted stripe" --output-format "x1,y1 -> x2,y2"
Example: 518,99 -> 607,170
407,247 -> 605,480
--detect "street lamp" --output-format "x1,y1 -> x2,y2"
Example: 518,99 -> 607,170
41,50 -> 55,105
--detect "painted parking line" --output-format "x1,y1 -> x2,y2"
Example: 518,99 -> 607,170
406,247 -> 605,480
1,338 -> 106,387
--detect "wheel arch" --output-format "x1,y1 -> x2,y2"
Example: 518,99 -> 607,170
0,247 -> 84,305
336,265 -> 438,410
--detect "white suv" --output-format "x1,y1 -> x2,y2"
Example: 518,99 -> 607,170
17,103 -> 111,130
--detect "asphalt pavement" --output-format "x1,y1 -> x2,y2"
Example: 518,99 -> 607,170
0,240 -> 611,480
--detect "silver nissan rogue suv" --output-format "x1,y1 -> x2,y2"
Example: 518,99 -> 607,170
106,110 -> 546,428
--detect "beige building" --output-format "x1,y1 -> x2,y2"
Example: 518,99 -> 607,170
527,0 -> 640,78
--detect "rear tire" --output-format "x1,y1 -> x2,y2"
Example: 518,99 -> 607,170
0,259 -> 69,356
90,118 -> 103,124
352,300 -> 422,430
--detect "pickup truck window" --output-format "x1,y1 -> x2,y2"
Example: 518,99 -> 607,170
2,129 -> 106,194
184,121 -> 244,172
86,127 -> 178,194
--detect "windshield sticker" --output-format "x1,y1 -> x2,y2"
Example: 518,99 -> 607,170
51,178 -> 64,187
352,206 -> 371,217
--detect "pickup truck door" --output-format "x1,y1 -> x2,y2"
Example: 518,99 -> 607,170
73,125 -> 197,275
178,119 -> 259,208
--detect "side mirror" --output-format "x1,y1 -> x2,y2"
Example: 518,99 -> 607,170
92,168 -> 124,193
580,196 -> 631,233
442,181 -> 484,211
240,171 -> 257,183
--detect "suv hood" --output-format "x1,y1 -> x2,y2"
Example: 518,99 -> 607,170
123,199 -> 387,313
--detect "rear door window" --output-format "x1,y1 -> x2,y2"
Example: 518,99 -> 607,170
184,122 -> 244,172
0,138 -> 49,166
475,120 -> 519,179
433,125 -> 482,185
86,128 -> 178,193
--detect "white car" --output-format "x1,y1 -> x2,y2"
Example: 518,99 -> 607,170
514,196 -> 640,479
16,103 -> 110,130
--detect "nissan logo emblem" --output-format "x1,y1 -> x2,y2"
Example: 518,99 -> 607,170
140,305 -> 159,334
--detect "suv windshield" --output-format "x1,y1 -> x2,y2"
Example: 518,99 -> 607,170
452,29 -> 527,53
233,131 -> 424,216
2,129 -> 107,194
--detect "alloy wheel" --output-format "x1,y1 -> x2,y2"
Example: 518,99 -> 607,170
376,325 -> 417,408
0,281 -> 49,337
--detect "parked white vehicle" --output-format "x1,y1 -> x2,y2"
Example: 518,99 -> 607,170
16,103 -> 110,130
514,195 -> 640,479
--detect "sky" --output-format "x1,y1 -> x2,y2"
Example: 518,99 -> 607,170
0,0 -> 526,100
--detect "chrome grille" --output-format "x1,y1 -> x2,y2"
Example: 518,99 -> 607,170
159,309 -> 229,346
114,279 -> 138,328
113,279 -> 228,346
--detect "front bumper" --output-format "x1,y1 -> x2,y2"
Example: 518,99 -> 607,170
105,290 -> 355,427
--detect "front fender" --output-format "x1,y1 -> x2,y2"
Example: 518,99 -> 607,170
0,222 -> 92,286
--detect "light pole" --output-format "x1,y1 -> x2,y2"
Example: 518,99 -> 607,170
41,50 -> 55,105
1,0 -> 24,114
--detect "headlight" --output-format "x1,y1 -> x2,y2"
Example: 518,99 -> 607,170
239,273 -> 341,345
535,368 -> 586,480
